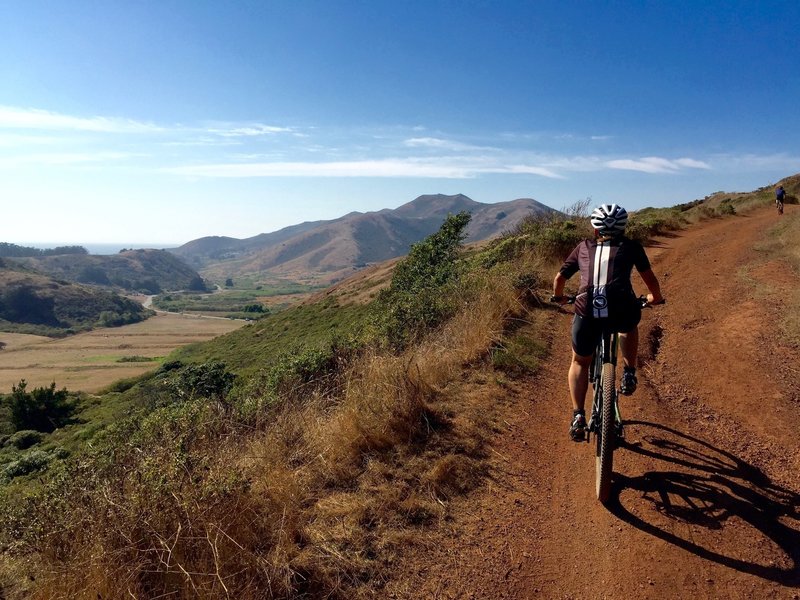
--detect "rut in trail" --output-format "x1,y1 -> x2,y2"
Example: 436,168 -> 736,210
387,205 -> 800,600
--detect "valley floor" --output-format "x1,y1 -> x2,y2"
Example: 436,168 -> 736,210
0,312 -> 244,393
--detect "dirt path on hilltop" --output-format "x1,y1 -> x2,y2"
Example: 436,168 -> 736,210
388,205 -> 800,600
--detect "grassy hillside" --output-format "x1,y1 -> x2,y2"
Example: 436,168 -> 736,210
0,176 -> 795,599
10,248 -> 206,294
0,260 -> 151,337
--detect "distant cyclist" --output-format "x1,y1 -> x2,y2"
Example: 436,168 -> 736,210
552,204 -> 664,441
776,185 -> 786,215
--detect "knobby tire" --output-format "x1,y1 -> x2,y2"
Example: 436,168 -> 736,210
595,362 -> 616,503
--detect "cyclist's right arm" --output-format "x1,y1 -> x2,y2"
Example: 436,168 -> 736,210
552,272 -> 570,305
639,268 -> 664,305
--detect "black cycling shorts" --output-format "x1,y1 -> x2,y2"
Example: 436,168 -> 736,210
571,307 -> 641,357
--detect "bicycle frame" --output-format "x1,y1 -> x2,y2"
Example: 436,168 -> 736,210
587,328 -> 622,439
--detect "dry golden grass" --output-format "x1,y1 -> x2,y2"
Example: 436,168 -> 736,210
1,256 -> 546,599
0,312 -> 244,393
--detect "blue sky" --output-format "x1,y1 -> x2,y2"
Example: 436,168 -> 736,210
1,0 -> 798,245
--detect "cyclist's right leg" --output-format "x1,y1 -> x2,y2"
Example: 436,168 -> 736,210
570,315 -> 599,413
569,315 -> 596,440
568,351 -> 593,413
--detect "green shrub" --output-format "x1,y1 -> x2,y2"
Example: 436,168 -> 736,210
2,449 -> 51,480
170,361 -> 236,404
372,212 -> 472,349
717,200 -> 736,216
624,210 -> 685,243
256,338 -> 361,401
116,355 -> 156,363
5,429 -> 44,450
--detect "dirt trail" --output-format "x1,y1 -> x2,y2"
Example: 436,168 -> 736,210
390,206 -> 800,599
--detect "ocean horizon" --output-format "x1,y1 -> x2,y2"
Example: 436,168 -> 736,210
18,242 -> 178,255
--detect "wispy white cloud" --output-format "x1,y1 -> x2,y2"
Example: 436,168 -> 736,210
491,164 -> 564,178
403,137 -> 498,152
207,123 -> 295,137
0,107 -> 729,182
164,158 -> 564,179
606,156 -> 710,173
161,137 -> 243,147
0,106 -> 163,133
539,155 -> 605,172
673,158 -> 711,169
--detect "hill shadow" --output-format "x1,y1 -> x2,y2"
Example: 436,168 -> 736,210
609,421 -> 800,586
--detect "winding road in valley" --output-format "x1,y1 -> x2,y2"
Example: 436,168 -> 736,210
390,205 -> 799,599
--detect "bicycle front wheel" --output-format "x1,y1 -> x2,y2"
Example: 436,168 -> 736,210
595,362 -> 616,503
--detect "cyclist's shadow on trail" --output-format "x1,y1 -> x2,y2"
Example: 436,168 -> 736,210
607,421 -> 800,586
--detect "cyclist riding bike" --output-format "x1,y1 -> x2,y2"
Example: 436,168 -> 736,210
776,185 -> 786,214
552,204 -> 664,441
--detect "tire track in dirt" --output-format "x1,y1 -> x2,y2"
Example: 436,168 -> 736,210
388,205 -> 799,599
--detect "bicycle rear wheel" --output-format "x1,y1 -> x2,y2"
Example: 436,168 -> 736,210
595,361 -> 616,503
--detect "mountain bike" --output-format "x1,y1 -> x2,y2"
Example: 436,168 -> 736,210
777,198 -> 784,215
552,295 -> 663,503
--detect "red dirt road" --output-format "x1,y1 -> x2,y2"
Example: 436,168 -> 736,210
390,206 -> 800,599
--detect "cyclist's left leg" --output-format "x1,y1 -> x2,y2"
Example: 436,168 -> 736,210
616,304 -> 642,396
618,326 -> 638,370
619,327 -> 639,395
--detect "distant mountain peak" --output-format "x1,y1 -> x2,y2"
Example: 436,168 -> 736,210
171,194 -> 555,284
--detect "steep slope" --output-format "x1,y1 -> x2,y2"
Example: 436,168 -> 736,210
175,193 -> 554,284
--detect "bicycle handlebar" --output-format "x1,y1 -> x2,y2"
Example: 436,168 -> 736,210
549,294 -> 665,308
550,294 -> 576,305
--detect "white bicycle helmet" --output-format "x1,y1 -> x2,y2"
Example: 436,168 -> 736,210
590,203 -> 628,237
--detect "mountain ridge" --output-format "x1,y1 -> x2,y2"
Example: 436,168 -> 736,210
172,193 -> 554,284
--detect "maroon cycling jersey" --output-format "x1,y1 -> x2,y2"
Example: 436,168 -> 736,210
559,236 -> 651,318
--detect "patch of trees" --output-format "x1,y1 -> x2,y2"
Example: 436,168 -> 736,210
77,265 -> 111,285
188,276 -> 209,292
6,380 -> 76,433
242,304 -> 266,313
0,243 -> 88,257
0,286 -> 59,326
